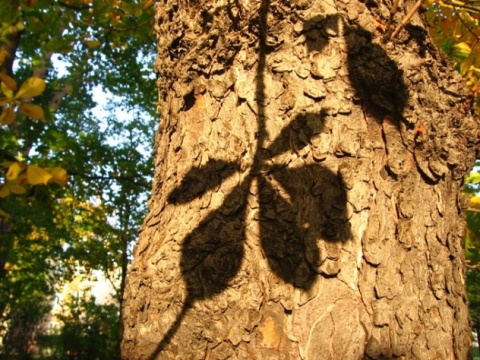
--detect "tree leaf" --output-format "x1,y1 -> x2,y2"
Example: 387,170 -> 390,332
27,165 -> 52,185
466,172 -> 480,184
471,195 -> 480,208
0,107 -> 16,125
19,103 -> 45,120
15,77 -> 46,99
6,162 -> 24,181
8,182 -> 26,195
85,40 -> 101,48
453,42 -> 471,60
0,184 -> 9,198
48,167 -> 68,185
1,81 -> 14,99
0,73 -> 17,91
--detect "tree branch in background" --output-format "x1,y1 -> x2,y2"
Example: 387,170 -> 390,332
68,170 -> 150,190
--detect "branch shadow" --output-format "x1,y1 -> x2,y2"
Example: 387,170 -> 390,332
148,5 -> 409,360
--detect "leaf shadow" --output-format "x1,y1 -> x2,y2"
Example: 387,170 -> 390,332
167,158 -> 241,204
148,6 -> 411,359
305,13 -> 408,124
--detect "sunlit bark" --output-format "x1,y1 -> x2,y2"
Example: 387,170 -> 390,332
122,0 -> 479,358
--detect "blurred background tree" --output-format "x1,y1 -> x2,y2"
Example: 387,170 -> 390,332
0,0 -> 155,358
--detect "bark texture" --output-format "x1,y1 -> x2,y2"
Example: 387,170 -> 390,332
122,0 -> 480,358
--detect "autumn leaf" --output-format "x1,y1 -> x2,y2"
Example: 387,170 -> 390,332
472,196 -> 480,208
0,179 -> 25,197
6,162 -> 24,181
0,107 -> 16,125
453,42 -> 471,60
0,73 -> 17,91
143,0 -> 154,9
1,81 -> 14,99
15,77 -> 46,99
0,184 -> 9,198
27,165 -> 52,185
48,167 -> 68,185
19,103 -> 45,120
9,182 -> 26,195
0,50 -> 7,67
85,40 -> 101,48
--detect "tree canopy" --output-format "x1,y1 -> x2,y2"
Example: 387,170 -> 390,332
0,0 -> 155,357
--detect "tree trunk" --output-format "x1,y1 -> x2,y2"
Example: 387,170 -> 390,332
121,0 -> 479,358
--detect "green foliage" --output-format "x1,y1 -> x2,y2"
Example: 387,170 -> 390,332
466,211 -> 480,266
465,162 -> 480,345
0,0 -> 155,357
426,0 -> 480,106
38,294 -> 120,360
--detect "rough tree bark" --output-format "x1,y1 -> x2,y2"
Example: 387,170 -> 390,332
121,0 -> 480,358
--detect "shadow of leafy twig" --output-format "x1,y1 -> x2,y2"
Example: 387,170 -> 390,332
167,159 -> 241,204
149,5 -> 410,359
305,14 -> 408,124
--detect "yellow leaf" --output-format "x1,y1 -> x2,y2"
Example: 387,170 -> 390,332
27,165 -> 52,185
85,40 -> 101,48
48,167 -> 68,185
0,208 -> 9,218
0,107 -> 16,125
471,195 -> 480,207
1,81 -> 14,99
453,42 -> 471,59
143,0 -> 154,9
0,50 -> 7,67
6,162 -> 23,181
8,182 -> 26,195
0,185 -> 9,198
460,52 -> 475,75
0,73 -> 17,91
19,103 -> 45,120
15,77 -> 46,99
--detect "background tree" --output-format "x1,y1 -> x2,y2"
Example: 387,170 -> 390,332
121,0 -> 480,359
0,0 -> 155,357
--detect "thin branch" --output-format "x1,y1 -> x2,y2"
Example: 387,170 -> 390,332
442,0 -> 480,14
49,84 -> 72,110
467,261 -> 480,269
57,1 -> 91,11
68,170 -> 150,190
386,0 -> 401,34
454,8 -> 480,41
391,0 -> 424,39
